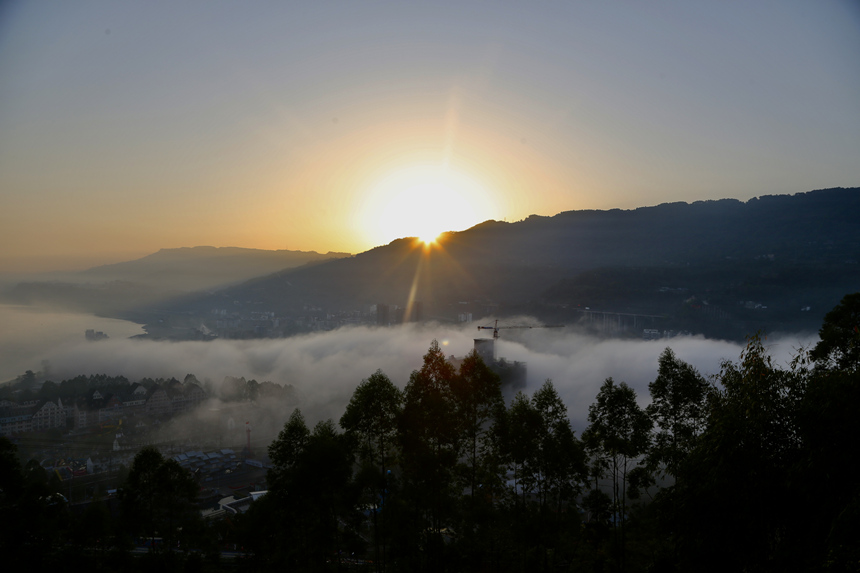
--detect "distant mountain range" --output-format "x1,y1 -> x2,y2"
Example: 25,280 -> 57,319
4,188 -> 859,340
2,247 -> 349,314
178,187 -> 860,339
79,246 -> 350,291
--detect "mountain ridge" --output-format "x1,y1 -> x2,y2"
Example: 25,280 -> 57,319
181,187 -> 859,339
77,245 -> 352,292
5,187 -> 858,341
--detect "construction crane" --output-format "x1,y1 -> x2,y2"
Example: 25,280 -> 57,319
477,319 -> 564,339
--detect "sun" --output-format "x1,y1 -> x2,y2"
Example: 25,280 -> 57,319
357,165 -> 497,247
417,229 -> 440,245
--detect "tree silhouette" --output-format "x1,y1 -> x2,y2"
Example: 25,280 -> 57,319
811,291 -> 860,371
646,348 -> 710,478
258,409 -> 358,569
398,340 -> 459,571
119,446 -> 200,550
584,378 -> 651,571
341,371 -> 402,572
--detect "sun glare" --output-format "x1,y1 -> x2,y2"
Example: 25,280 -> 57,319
357,165 -> 497,247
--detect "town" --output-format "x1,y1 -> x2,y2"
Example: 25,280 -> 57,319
0,372 -> 283,510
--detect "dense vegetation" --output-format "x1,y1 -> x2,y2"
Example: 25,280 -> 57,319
2,293 -> 860,571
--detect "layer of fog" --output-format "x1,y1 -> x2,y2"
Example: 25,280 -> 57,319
0,303 -> 145,383
27,319 -> 818,435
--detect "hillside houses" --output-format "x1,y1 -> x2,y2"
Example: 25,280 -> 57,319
0,379 -> 208,437
1,398 -> 68,436
32,398 -> 66,431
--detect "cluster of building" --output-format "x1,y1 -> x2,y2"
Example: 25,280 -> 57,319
375,301 -> 423,326
208,306 -> 374,338
173,448 -> 249,484
206,299 -> 436,339
0,379 -> 207,437
642,328 -> 694,340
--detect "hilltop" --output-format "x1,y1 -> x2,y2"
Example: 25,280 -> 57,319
170,187 -> 858,339
2,246 -> 350,315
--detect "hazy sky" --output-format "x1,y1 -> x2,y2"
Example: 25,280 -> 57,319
2,1 -> 859,271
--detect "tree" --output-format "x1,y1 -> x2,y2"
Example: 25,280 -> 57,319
672,335 -> 801,571
341,370 -> 402,571
12,457 -> 70,567
258,410 -> 359,569
398,340 -> 460,571
449,351 -> 506,570
341,370 -> 402,474
792,348 -> 860,571
646,348 -> 710,479
37,380 -> 59,400
268,408 -> 310,489
494,382 -> 587,570
584,378 -> 651,572
0,436 -> 23,506
18,369 -> 37,387
643,348 -> 711,565
119,446 -> 200,550
451,350 -> 504,504
810,291 -> 860,371
531,380 -> 587,515
0,437 -> 26,566
244,411 -> 314,567
499,390 -> 539,506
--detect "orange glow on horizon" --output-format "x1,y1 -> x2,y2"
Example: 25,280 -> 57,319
354,164 -> 498,248
418,233 -> 440,246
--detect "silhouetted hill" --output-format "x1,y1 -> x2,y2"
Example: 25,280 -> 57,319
186,188 -> 859,339
80,246 -> 350,291
1,247 -> 350,315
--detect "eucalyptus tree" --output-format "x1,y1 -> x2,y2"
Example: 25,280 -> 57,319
0,437 -> 23,508
340,370 -> 402,571
810,291 -> 860,372
119,446 -> 200,551
642,348 -> 711,564
584,378 -> 651,571
672,334 -> 810,571
530,380 -> 587,515
794,334 -> 860,571
670,305 -> 860,572
243,410 -> 313,566
261,410 -> 358,569
501,390 -> 541,509
1,438 -> 29,568
449,351 -> 506,569
341,370 -> 402,476
646,347 -> 710,478
398,340 -> 460,570
268,408 -> 310,487
450,350 -> 505,503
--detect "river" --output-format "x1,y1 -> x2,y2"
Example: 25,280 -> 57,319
0,304 -> 144,383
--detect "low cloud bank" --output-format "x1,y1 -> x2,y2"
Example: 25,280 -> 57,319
38,322 -> 817,432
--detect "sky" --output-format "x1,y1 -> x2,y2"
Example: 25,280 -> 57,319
2,1 -> 859,272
